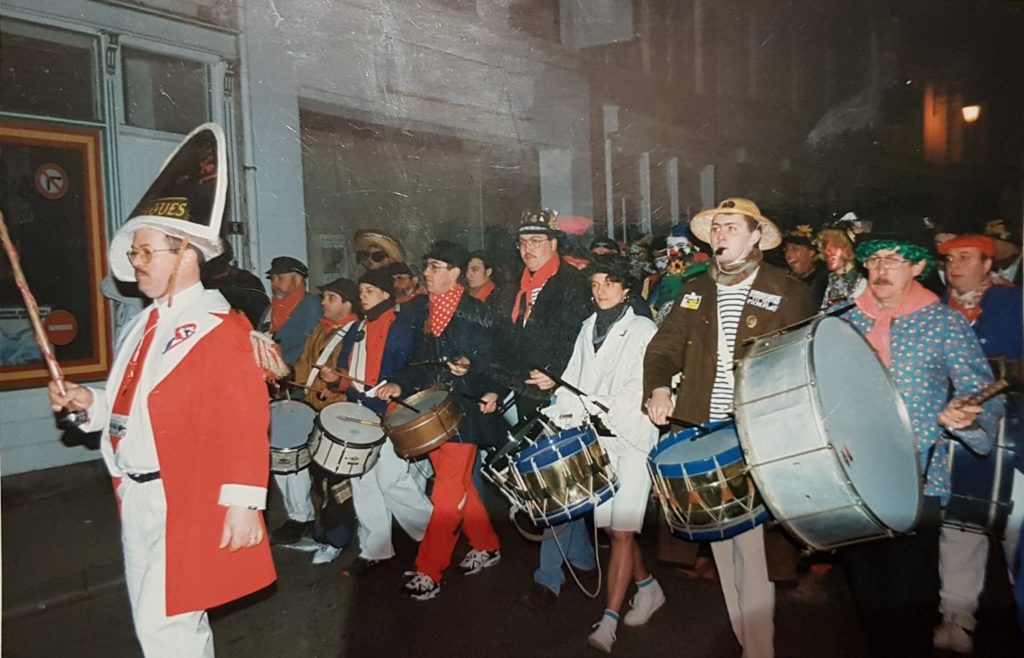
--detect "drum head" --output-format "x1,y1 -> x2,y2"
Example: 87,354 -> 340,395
385,389 -> 451,426
651,422 -> 742,477
269,400 -> 316,449
318,402 -> 383,445
514,425 -> 596,473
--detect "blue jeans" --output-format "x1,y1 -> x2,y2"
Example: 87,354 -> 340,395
534,517 -> 595,595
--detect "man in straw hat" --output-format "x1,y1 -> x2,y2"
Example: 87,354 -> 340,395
841,233 -> 1002,656
644,197 -> 813,658
353,228 -> 405,272
48,124 -> 275,656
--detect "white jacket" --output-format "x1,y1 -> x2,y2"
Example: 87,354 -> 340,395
542,307 -> 659,456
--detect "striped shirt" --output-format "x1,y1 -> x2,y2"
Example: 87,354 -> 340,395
708,274 -> 756,421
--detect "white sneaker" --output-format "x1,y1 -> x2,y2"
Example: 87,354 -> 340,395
933,615 -> 974,653
402,572 -> 441,601
278,536 -> 320,553
587,617 -> 617,653
458,549 -> 501,575
311,543 -> 343,565
622,579 -> 665,627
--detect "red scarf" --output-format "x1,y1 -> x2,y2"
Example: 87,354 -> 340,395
363,307 -> 396,386
470,280 -> 495,301
511,256 -> 560,325
947,277 -> 994,325
428,284 -> 464,337
270,288 -> 305,333
855,281 -> 938,366
320,313 -> 358,331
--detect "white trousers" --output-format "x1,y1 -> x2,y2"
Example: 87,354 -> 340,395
121,479 -> 214,658
938,468 -> 1024,626
710,524 -> 775,658
350,440 -> 433,560
272,469 -> 315,522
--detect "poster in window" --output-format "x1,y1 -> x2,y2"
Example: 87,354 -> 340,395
0,122 -> 111,389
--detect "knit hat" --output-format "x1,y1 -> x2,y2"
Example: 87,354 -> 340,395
358,268 -> 394,297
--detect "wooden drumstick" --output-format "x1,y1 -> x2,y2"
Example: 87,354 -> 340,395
0,210 -> 83,425
535,367 -> 610,413
320,367 -> 421,413
961,378 -> 1009,406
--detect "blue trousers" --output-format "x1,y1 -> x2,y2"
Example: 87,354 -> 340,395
534,517 -> 596,595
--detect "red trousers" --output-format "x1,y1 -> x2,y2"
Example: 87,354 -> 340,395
416,442 -> 500,581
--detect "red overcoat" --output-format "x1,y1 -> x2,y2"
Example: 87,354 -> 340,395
93,289 -> 276,615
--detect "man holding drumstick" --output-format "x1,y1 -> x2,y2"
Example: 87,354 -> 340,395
644,198 -> 811,658
375,240 -> 505,600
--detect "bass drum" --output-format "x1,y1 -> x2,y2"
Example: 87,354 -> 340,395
734,316 -> 921,551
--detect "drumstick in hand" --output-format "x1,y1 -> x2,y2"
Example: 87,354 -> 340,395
535,367 -> 610,413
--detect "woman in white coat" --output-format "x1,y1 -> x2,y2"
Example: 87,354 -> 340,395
533,255 -> 664,654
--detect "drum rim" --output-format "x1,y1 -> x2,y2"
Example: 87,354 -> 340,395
514,424 -> 597,469
649,421 -> 741,477
525,480 -> 619,526
269,399 -> 318,450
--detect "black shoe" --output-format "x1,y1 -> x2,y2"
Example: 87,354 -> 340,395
269,519 -> 314,545
518,582 -> 558,611
348,556 -> 390,576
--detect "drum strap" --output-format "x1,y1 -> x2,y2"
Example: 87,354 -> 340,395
305,325 -> 352,389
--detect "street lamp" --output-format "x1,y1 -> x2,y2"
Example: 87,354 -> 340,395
962,104 -> 981,124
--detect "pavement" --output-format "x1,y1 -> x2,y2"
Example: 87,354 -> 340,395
2,459 -> 1023,657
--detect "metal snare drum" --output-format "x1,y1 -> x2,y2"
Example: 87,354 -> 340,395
269,400 -> 315,474
483,415 -> 560,509
649,421 -> 769,542
511,424 -> 618,526
383,388 -> 464,459
309,402 -> 385,476
735,316 -> 921,551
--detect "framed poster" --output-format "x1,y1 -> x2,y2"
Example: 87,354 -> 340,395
0,122 -> 111,389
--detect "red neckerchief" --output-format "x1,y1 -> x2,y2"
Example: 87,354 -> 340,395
855,281 -> 938,366
319,313 -> 357,331
362,307 -> 397,386
947,277 -> 994,325
270,288 -> 305,333
427,284 -> 464,337
511,256 -> 559,325
470,280 -> 495,301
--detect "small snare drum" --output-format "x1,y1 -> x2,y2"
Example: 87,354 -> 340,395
309,402 -> 385,476
269,400 -> 315,475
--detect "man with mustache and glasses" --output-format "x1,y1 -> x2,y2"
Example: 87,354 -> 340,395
842,234 -> 1003,657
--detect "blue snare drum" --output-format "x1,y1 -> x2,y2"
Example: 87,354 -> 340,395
945,401 -> 1019,537
512,424 -> 618,526
648,421 -> 769,542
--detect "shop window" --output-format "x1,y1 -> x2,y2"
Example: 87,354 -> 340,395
122,48 -> 208,134
0,20 -> 99,122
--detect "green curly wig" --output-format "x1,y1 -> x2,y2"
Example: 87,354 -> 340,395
855,239 -> 935,279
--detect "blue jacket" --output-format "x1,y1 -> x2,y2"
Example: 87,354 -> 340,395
941,284 -> 1023,359
264,292 -> 321,365
335,307 -> 415,415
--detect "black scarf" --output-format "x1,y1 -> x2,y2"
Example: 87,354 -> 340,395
363,297 -> 396,322
592,301 -> 628,352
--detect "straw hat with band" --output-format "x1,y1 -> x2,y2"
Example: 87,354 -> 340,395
108,123 -> 228,282
353,229 -> 405,264
690,198 -> 782,250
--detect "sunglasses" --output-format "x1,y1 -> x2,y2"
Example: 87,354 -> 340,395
356,250 -> 390,263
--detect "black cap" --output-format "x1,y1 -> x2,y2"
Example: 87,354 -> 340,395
590,237 -> 620,253
358,268 -> 394,296
317,277 -> 358,303
388,261 -> 414,277
425,240 -> 470,271
519,209 -> 562,236
265,256 -> 309,279
782,224 -> 817,249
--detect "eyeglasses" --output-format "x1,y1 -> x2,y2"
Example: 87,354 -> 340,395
517,237 -> 551,249
127,247 -> 179,265
356,250 -> 389,263
863,255 -> 910,270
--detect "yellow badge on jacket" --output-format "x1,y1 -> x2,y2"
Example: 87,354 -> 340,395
680,292 -> 702,310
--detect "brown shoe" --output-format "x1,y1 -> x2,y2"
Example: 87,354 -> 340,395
518,583 -> 558,611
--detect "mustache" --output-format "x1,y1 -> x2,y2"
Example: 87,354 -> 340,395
872,277 -> 893,286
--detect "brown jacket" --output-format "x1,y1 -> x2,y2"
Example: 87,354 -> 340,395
643,263 -> 813,424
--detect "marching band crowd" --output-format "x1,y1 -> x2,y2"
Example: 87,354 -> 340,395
47,125 -> 1023,657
